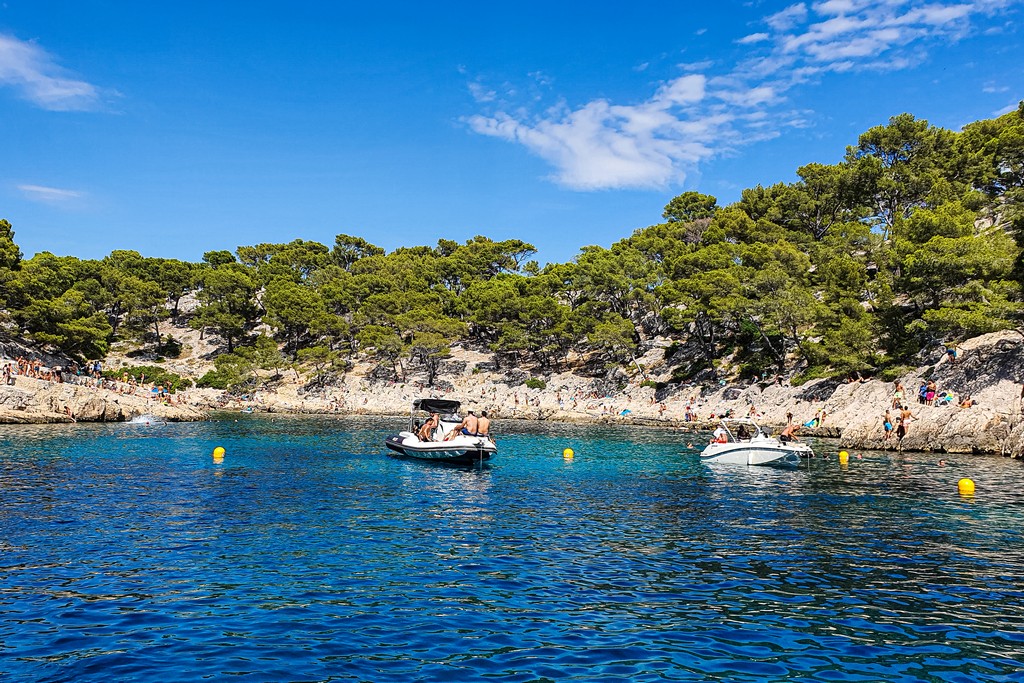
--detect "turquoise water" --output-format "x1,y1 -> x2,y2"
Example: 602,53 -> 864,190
1,415 -> 1023,682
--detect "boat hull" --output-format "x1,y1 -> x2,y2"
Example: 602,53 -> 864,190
385,434 -> 495,465
700,444 -> 805,467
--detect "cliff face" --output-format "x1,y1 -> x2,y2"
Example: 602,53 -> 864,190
3,330 -> 1024,456
686,330 -> 1024,455
0,377 -> 206,424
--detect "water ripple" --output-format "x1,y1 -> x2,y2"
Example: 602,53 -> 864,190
1,416 -> 1023,681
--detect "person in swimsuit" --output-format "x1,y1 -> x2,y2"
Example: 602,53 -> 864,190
417,413 -> 439,441
476,411 -> 491,437
897,405 -> 915,442
445,411 -> 479,440
892,382 -> 904,409
779,423 -> 800,443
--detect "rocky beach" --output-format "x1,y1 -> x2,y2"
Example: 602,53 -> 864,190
4,329 -> 1024,459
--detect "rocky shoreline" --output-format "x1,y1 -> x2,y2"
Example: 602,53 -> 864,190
3,330 -> 1024,458
0,376 -> 205,424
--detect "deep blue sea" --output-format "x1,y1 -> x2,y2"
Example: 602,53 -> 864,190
1,414 -> 1023,682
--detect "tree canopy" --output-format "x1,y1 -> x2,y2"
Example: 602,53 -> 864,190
3,104 -> 1023,385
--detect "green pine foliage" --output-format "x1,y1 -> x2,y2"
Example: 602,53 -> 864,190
104,365 -> 186,392
2,104 -> 1023,383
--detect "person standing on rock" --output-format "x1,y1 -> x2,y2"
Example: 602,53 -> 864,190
898,405 -> 915,442
882,409 -> 894,440
895,417 -> 907,445
892,382 -> 904,409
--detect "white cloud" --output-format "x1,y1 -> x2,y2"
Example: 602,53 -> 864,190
468,81 -> 496,103
652,74 -> 706,107
528,70 -> 553,87
17,184 -> 85,203
678,59 -> 715,71
466,0 -> 1022,191
469,76 -> 738,189
767,3 -> 809,31
778,1 -> 1010,66
0,33 -> 102,111
994,101 -> 1019,116
813,0 -> 860,15
896,4 -> 973,26
737,32 -> 771,44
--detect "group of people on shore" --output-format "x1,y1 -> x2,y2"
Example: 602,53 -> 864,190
2,356 -> 181,409
4,356 -> 65,384
884,376 -> 975,444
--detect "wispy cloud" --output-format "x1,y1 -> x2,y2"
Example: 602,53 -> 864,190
468,81 -> 496,103
767,3 -> 809,31
738,32 -> 771,44
678,59 -> 715,72
466,75 -> 741,190
0,33 -> 102,111
994,101 -> 1020,116
467,0 -> 1020,190
18,184 -> 85,203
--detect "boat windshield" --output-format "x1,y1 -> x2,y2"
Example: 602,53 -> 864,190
409,409 -> 461,431
733,424 -> 753,441
719,419 -> 764,442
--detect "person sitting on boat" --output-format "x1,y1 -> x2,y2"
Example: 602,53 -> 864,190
417,412 -> 440,441
779,423 -> 800,443
712,425 -> 728,443
444,410 -> 479,440
476,411 -> 491,438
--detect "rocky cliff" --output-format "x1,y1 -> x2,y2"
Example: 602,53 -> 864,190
686,330 -> 1024,455
0,377 -> 206,424
3,330 -> 1024,456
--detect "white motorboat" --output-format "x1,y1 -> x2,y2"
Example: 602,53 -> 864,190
385,398 -> 496,465
700,418 -> 812,467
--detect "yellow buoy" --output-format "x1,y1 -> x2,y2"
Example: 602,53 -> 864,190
958,478 -> 975,495
213,446 -> 226,461
838,450 -> 849,465
563,448 -> 574,459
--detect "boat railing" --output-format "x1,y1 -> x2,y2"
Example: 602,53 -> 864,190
718,417 -> 769,443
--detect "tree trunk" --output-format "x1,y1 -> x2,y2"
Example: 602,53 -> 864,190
629,351 -> 648,380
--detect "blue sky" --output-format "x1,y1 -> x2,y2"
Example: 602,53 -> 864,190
1,1 -> 1021,265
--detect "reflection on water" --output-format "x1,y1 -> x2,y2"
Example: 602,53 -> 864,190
1,416 -> 1023,681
